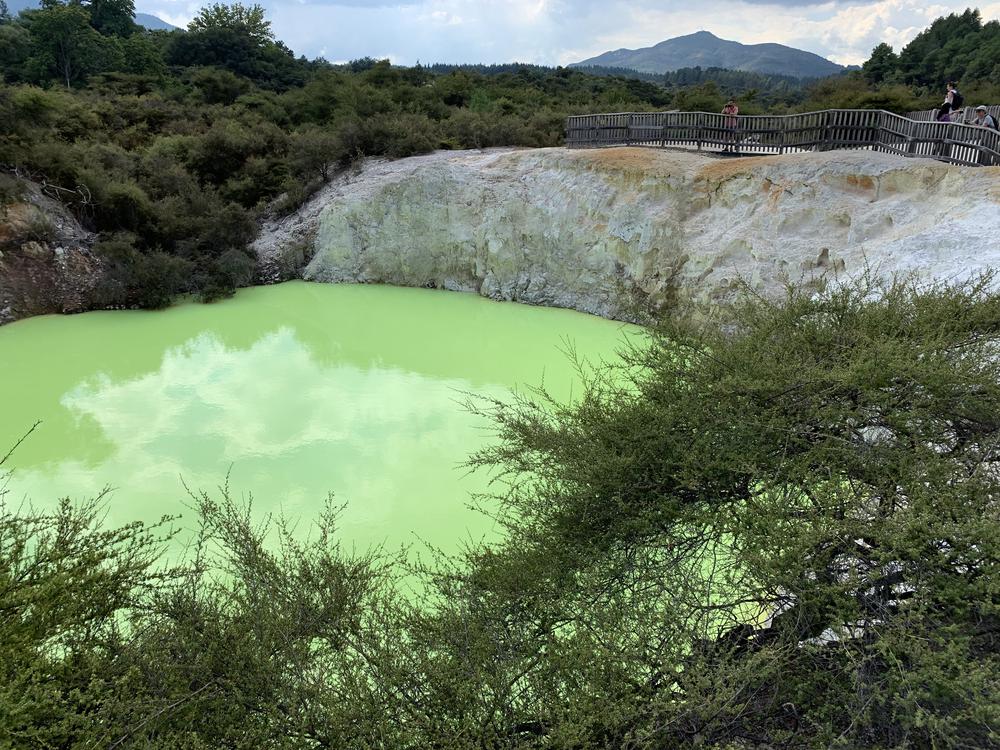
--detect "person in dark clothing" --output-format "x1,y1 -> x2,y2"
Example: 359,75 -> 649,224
945,82 -> 964,121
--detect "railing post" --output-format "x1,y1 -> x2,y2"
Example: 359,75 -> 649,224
626,114 -> 634,146
697,114 -> 703,151
779,117 -> 787,155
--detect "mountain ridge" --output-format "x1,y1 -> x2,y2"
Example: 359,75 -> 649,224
573,31 -> 844,79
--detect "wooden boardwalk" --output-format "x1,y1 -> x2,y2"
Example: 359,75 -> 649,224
565,109 -> 1000,167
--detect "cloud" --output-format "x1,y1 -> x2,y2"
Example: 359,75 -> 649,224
134,0 -> 1000,70
7,328 -> 506,551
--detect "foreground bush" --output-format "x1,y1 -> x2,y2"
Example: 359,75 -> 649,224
3,274 -> 999,748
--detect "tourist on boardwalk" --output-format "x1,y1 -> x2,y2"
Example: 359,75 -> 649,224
945,82 -> 965,121
971,106 -> 998,165
721,99 -> 739,152
971,105 -> 997,129
934,103 -> 953,159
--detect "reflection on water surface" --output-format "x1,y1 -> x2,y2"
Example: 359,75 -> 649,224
0,282 -> 636,552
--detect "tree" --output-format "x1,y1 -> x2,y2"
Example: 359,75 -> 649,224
84,0 -> 136,37
289,126 -> 344,181
464,273 -> 1000,747
0,23 -> 32,76
22,3 -> 119,87
862,42 -> 898,85
188,2 -> 272,45
673,79 -> 725,111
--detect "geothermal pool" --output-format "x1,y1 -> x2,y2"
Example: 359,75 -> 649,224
0,282 -> 637,552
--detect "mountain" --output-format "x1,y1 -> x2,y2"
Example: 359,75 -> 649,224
572,31 -> 844,79
135,12 -> 177,31
4,0 -> 180,31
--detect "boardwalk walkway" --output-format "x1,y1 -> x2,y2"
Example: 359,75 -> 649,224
565,109 -> 1000,167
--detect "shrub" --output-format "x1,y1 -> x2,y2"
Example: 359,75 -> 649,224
94,233 -> 192,309
189,66 -> 254,105
288,126 -> 344,182
200,246 -> 256,300
0,173 -> 25,206
362,112 -> 439,158
102,180 -> 155,232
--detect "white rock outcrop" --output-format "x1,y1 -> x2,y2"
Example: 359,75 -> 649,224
254,147 -> 1000,320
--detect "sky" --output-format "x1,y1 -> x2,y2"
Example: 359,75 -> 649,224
135,0 -> 1000,68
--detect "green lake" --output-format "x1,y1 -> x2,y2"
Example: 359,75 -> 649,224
0,282 -> 638,552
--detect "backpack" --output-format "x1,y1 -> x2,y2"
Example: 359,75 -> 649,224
951,90 -> 964,110
989,114 -> 999,131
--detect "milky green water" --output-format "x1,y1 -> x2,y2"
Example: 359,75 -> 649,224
0,282 -> 638,553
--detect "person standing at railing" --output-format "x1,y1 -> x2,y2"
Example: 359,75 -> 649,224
970,106 -> 998,166
971,105 -> 997,130
944,82 -> 965,122
721,99 -> 739,153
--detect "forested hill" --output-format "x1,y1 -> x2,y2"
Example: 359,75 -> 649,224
574,30 -> 845,78
429,62 -> 813,95
862,8 -> 1000,88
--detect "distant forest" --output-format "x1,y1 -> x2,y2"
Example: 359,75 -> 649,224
0,2 -> 998,307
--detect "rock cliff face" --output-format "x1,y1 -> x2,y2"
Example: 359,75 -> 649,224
255,147 -> 1000,321
0,180 -> 101,325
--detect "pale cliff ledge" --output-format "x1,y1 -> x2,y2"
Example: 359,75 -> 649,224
254,147 -> 1000,321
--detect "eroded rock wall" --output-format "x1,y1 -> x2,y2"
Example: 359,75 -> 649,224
0,181 -> 101,325
254,147 -> 1000,320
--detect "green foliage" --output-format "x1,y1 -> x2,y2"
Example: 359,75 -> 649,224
861,8 -> 1000,91
3,277 -> 1000,747
0,24 -> 31,73
187,65 -> 252,104
802,72 -> 924,114
288,125 -> 344,181
20,3 -> 122,88
863,42 -> 898,85
165,26 -> 305,90
460,273 -> 1000,747
0,172 -> 24,205
188,2 -> 272,45
93,232 -> 191,307
85,0 -> 137,37
0,433 -> 176,747
672,79 -> 726,112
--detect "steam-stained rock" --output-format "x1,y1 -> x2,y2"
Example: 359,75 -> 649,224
254,147 -> 1000,321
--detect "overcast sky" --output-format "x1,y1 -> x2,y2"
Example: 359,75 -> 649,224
136,0 -> 1000,67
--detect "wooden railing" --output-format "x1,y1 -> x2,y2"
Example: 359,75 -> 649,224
906,105 -> 1000,124
565,109 -> 1000,167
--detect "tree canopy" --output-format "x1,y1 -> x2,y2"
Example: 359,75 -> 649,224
188,2 -> 272,45
860,8 -> 1000,91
